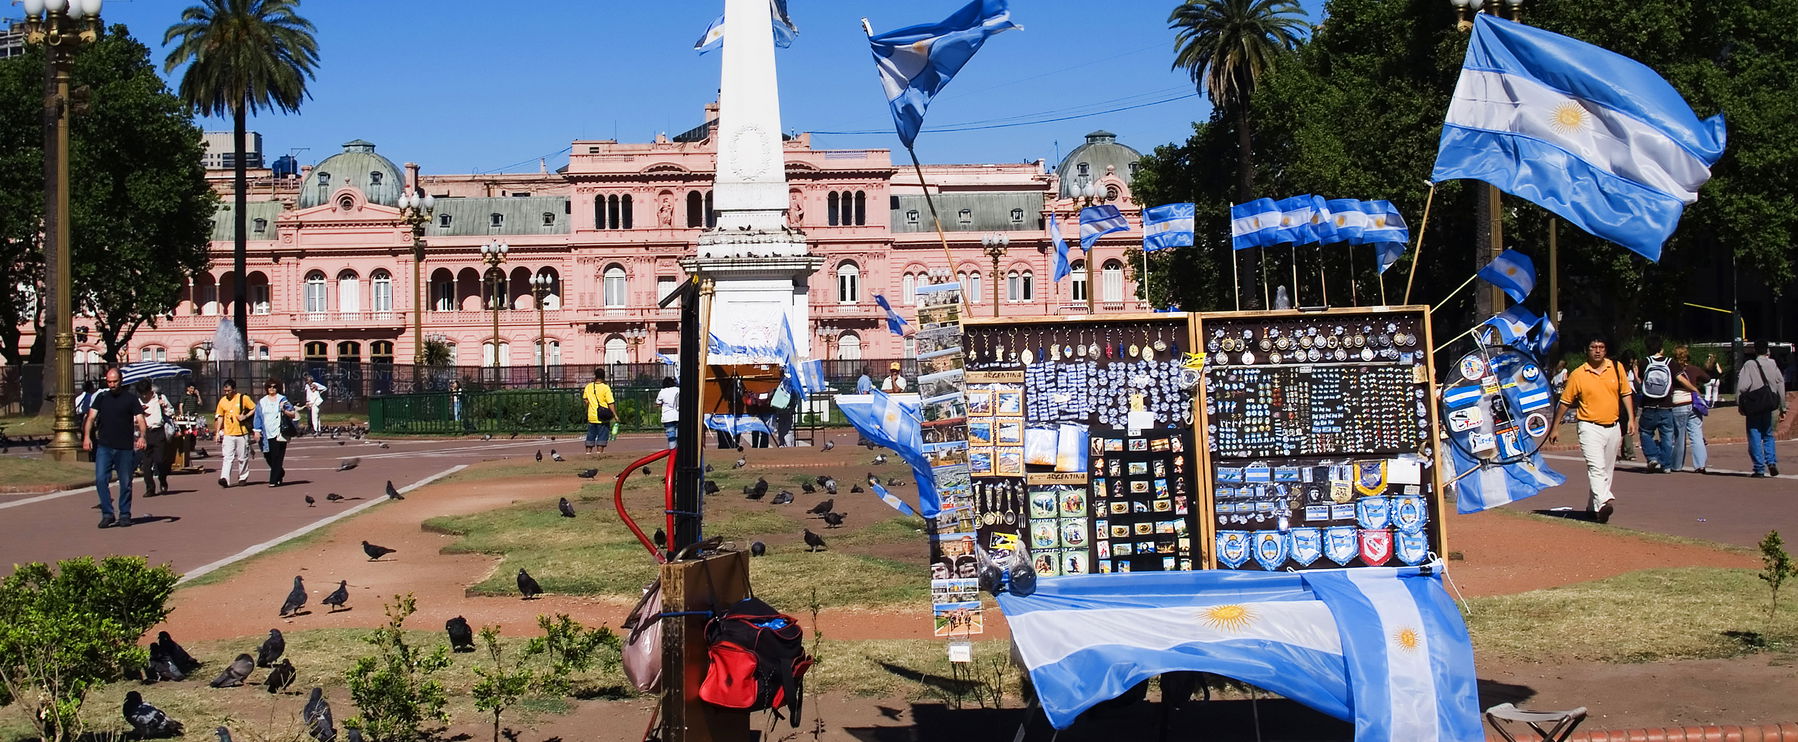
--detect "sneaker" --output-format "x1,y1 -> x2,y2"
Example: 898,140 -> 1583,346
218,477 -> 229,489
98,516 -> 116,529
1693,468 -> 1707,474
1772,465 -> 1782,477
1596,502 -> 1615,524
115,516 -> 133,528
1644,462 -> 1663,474
1752,471 -> 1768,478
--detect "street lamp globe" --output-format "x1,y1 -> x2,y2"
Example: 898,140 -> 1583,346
1450,0 -> 1470,7
397,192 -> 411,210
44,0 -> 67,14
23,0 -> 45,18
421,193 -> 435,210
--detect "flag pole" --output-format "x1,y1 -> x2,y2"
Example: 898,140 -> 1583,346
1378,256 -> 1388,306
1231,249 -> 1242,311
1289,243 -> 1301,306
1432,272 -> 1480,310
1347,245 -> 1358,305
1319,251 -> 1329,307
1141,247 -> 1152,310
905,147 -> 965,301
1260,247 -> 1271,308
1403,182 -> 1438,305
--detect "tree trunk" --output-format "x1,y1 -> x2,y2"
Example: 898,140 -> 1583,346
1235,103 -> 1260,308
233,104 -> 249,354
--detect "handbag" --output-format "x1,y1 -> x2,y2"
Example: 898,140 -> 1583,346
1739,360 -> 1781,416
620,580 -> 665,693
1692,393 -> 1711,417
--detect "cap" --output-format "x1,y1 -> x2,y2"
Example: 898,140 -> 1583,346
889,362 -> 902,371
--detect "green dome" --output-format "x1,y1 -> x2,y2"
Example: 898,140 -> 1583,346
299,139 -> 407,208
1058,130 -> 1143,198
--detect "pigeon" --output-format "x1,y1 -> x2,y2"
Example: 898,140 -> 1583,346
750,541 -> 767,557
558,497 -> 576,518
850,485 -> 864,493
517,568 -> 543,599
256,629 -> 285,667
535,449 -> 543,462
867,473 -> 880,485
705,464 -> 714,473
209,654 -> 253,688
483,433 -> 494,441
361,541 -> 397,561
325,493 -> 346,502
703,480 -> 720,495
873,454 -> 888,465
803,529 -> 827,552
638,466 -> 652,476
732,457 -> 747,469
823,478 -> 838,495
263,658 -> 295,694
745,487 -> 766,501
146,643 -> 184,682
446,616 -> 475,652
216,727 -> 234,742
322,580 -> 350,612
652,528 -> 667,550
752,477 -> 768,498
888,478 -> 904,487
821,512 -> 847,528
551,450 -> 565,462
770,491 -> 793,505
577,468 -> 598,479
384,480 -> 403,500
279,576 -> 307,617
807,499 -> 835,516
822,440 -> 835,451
305,495 -> 315,507
157,631 -> 201,674
304,687 -> 335,742
337,458 -> 360,472
123,691 -> 185,738
801,482 -> 816,494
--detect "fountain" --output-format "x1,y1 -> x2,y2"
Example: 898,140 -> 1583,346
209,318 -> 245,362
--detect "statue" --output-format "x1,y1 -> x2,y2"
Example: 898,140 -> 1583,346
789,192 -> 805,226
658,197 -> 674,228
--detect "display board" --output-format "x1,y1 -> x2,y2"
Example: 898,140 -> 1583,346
1196,307 -> 1446,570
960,315 -> 1202,577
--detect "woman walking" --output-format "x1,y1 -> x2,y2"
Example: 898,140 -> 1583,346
251,380 -> 300,487
137,382 -> 175,495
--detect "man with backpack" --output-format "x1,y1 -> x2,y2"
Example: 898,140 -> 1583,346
1735,340 -> 1787,478
1635,335 -> 1689,474
582,368 -> 617,455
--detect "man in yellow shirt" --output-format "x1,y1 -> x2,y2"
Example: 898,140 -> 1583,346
1548,338 -> 1634,523
582,368 -> 617,454
212,379 -> 257,488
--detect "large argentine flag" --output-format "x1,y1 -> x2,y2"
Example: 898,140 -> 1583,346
1431,15 -> 1725,262
867,0 -> 1019,149
836,391 -> 938,516
1078,205 -> 1129,250
1229,198 -> 1283,250
1141,203 -> 1194,252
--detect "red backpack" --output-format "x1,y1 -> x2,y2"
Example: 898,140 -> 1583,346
698,597 -> 813,726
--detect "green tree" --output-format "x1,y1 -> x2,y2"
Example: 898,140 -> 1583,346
0,27 -> 217,364
1168,0 -> 1309,202
0,556 -> 179,742
470,626 -> 534,742
163,0 -> 319,351
1760,530 -> 1797,619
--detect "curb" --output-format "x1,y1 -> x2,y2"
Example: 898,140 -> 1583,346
1489,722 -> 1798,741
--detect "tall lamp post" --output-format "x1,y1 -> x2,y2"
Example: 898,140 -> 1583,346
623,327 -> 647,364
813,322 -> 839,360
1069,180 -> 1105,313
480,240 -> 508,376
24,0 -> 103,461
529,272 -> 553,388
1451,0 -> 1523,318
397,187 -> 435,366
981,234 -> 1009,317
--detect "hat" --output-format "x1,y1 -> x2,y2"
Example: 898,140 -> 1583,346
889,362 -> 902,371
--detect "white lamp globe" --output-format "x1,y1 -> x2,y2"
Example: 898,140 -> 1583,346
24,0 -> 46,18
45,0 -> 68,14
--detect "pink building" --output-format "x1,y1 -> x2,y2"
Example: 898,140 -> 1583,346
76,117 -> 1149,368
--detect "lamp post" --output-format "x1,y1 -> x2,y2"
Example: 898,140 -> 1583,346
397,187 -> 435,367
981,234 -> 1009,317
480,240 -> 508,375
24,0 -> 103,461
1069,180 -> 1105,313
813,322 -> 839,360
529,271 -> 553,388
1451,0 -> 1523,318
623,327 -> 647,364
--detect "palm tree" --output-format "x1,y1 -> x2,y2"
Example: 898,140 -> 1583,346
164,0 -> 319,351
1169,0 -> 1308,201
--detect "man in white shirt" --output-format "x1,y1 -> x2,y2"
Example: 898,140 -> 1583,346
655,377 -> 679,449
880,362 -> 908,393
304,377 -> 326,435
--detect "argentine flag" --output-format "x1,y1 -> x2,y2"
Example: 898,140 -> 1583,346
866,0 -> 1019,149
873,294 -> 909,336
1479,305 -> 1541,349
1273,195 -> 1319,246
1477,249 -> 1536,304
1049,212 -> 1071,281
1431,15 -> 1725,262
1446,440 -> 1565,514
1323,198 -> 1369,243
866,480 -> 918,517
704,414 -> 774,436
1230,198 -> 1282,250
836,391 -> 940,516
695,0 -> 798,52
1141,203 -> 1195,253
1078,205 -> 1129,250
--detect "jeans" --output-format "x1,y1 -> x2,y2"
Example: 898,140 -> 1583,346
1637,407 -> 1677,469
663,422 -> 678,449
94,445 -> 135,520
1674,405 -> 1705,471
1746,411 -> 1779,474
262,438 -> 288,484
140,429 -> 168,495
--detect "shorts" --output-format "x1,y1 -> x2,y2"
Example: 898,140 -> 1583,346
586,422 -> 612,446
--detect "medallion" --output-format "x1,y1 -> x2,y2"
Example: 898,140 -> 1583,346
1217,531 -> 1251,568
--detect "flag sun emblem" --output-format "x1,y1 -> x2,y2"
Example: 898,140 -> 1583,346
1550,101 -> 1589,134
1201,604 -> 1255,632
1394,626 -> 1421,652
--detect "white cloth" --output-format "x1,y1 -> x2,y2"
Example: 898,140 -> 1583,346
1577,420 -> 1622,511
880,375 -> 908,393
142,394 -> 172,430
656,387 -> 680,423
257,395 -> 287,443
220,434 -> 251,482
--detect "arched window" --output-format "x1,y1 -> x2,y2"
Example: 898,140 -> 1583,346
967,271 -> 982,304
303,271 -> 327,314
485,268 -> 508,310
304,341 -> 328,361
1007,270 -> 1034,302
248,272 -> 270,315
370,270 -> 393,312
827,192 -> 840,226
621,194 -> 633,229
371,340 -> 395,364
835,262 -> 859,304
139,346 -> 167,362
539,269 -> 562,310
837,332 -> 862,360
686,191 -> 704,227
483,341 -> 511,367
901,273 -> 916,305
431,268 -> 455,311
1101,260 -> 1125,303
337,270 -> 360,313
254,344 -> 271,360
853,191 -> 866,226
604,336 -> 628,365
603,265 -> 628,307
1070,260 -> 1088,302
535,339 -> 563,367
609,195 -> 622,229
337,341 -> 361,362
705,191 -> 715,228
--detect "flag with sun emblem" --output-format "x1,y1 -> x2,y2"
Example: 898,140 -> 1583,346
1476,249 -> 1536,304
1431,15 -> 1725,262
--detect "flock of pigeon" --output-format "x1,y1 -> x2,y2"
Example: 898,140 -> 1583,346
127,631 -> 352,741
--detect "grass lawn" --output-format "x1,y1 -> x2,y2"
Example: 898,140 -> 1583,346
0,414 -> 52,438
0,454 -> 93,491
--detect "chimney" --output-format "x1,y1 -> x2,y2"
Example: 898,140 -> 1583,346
404,162 -> 421,193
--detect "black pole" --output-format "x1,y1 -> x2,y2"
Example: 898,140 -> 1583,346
670,278 -> 704,552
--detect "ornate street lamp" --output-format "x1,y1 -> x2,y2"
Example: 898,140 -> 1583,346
23,0 -> 103,461
480,240 -> 508,374
396,187 -> 435,366
529,271 -> 553,387
1069,180 -> 1105,313
623,326 -> 648,364
980,233 -> 1009,317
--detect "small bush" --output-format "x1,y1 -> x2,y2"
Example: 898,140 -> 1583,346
1760,530 -> 1797,619
344,595 -> 451,742
471,627 -> 535,742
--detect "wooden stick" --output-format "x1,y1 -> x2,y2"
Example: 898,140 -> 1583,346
1289,243 -> 1300,306
1231,248 -> 1242,311
1260,246 -> 1271,309
906,147 -> 966,307
1403,183 -> 1438,305
1432,272 -> 1480,312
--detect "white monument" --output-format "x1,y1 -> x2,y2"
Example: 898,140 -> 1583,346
686,0 -> 819,361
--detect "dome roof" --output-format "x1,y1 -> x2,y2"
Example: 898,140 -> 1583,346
1057,130 -> 1143,198
298,139 -> 406,209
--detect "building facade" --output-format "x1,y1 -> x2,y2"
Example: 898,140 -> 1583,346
200,130 -> 265,170
66,118 -> 1150,368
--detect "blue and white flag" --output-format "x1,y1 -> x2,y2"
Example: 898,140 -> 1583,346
1374,242 -> 1407,275
1359,200 -> 1409,245
1431,15 -> 1725,262
790,359 -> 828,398
1273,195 -> 1319,246
1301,565 -> 1484,742
866,480 -> 918,517
866,0 -> 1019,149
1078,205 -> 1128,250
1323,198 -> 1368,244
1446,439 -> 1565,514
874,294 -> 909,336
1477,249 -> 1536,304
704,414 -> 774,436
1479,305 -> 1541,349
1049,212 -> 1071,282
695,0 -> 798,52
1229,198 -> 1283,250
836,391 -> 940,516
1141,203 -> 1194,253
654,353 -> 677,366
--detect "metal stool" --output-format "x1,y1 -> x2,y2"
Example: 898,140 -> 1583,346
1485,703 -> 1588,742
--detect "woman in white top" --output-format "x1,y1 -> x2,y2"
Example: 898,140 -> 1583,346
136,381 -> 175,496
250,380 -> 300,487
655,377 -> 679,449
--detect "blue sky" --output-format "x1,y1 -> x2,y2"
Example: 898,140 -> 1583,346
60,0 -> 1324,174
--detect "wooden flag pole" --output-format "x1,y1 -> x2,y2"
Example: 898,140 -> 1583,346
1231,249 -> 1242,311
1403,183 -> 1439,305
1260,247 -> 1271,309
1347,245 -> 1358,306
1319,254 -> 1330,307
906,147 -> 968,307
1141,247 -> 1153,310
1289,243 -> 1301,306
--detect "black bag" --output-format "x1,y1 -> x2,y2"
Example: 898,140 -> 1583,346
280,414 -> 299,439
596,406 -> 616,423
1739,360 -> 1781,416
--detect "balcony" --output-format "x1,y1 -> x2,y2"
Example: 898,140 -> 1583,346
287,311 -> 408,328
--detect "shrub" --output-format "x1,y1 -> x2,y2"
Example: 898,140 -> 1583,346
526,614 -> 620,694
470,627 -> 535,742
1759,530 -> 1797,619
344,595 -> 451,742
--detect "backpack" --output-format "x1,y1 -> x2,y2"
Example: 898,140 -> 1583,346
1641,355 -> 1674,400
698,597 -> 813,726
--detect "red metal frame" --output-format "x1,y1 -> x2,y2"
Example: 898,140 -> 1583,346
612,447 -> 680,564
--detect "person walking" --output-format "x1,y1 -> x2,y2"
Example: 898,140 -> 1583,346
304,376 -> 326,435
251,380 -> 299,487
1735,340 -> 1787,477
582,368 -> 617,454
1634,336 -> 1687,474
75,379 -> 97,442
213,379 -> 256,488
1548,337 -> 1634,523
1616,351 -> 1640,461
655,377 -> 679,449
137,382 -> 175,496
1670,345 -> 1712,473
81,368 -> 146,528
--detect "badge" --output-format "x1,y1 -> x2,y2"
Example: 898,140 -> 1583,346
1468,431 -> 1496,454
1448,407 -> 1486,433
1331,503 -> 1356,521
1396,531 -> 1429,565
1354,461 -> 1387,496
1324,526 -> 1358,566
1252,532 -> 1288,571
1022,349 -> 1035,365
1355,496 -> 1391,530
1289,528 -> 1322,566
1330,480 -> 1354,503
1520,363 -> 1541,381
1391,495 -> 1427,534
1304,505 -> 1330,521
1217,531 -> 1251,569
1524,411 -> 1550,439
1358,528 -> 1394,566
1458,356 -> 1487,380
1515,387 -> 1553,411
1442,383 -> 1483,410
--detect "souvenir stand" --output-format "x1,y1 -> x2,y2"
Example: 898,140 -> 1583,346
702,362 -> 789,449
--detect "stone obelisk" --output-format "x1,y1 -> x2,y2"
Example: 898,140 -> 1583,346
687,0 -> 818,360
